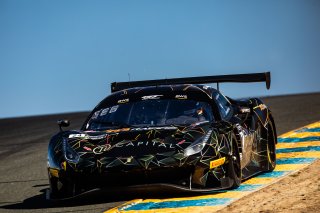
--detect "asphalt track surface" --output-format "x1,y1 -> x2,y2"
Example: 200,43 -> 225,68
0,93 -> 319,213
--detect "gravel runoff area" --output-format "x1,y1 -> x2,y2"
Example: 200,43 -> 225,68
0,92 -> 319,213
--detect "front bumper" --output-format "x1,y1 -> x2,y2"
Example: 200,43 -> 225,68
48,164 -> 234,200
48,155 -> 232,199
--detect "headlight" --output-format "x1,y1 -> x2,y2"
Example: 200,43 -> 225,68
184,130 -> 212,157
62,138 -> 80,164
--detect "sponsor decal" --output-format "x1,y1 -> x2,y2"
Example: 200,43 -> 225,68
100,108 -> 110,116
92,140 -> 178,154
141,95 -> 163,100
83,146 -> 92,151
210,157 -> 226,169
87,135 -> 106,140
109,105 -> 119,113
93,144 -> 112,154
69,134 -> 87,138
175,94 -> 187,100
105,128 -> 130,133
68,134 -> 106,140
118,98 -> 129,104
240,107 -> 251,113
114,140 -> 177,149
131,126 -> 177,131
91,110 -> 101,119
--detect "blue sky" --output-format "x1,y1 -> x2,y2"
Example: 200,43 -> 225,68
1,0 -> 320,118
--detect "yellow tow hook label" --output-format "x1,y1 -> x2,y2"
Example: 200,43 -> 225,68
49,168 -> 59,178
210,157 -> 226,169
62,161 -> 67,171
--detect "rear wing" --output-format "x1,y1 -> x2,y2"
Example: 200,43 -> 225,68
111,71 -> 271,92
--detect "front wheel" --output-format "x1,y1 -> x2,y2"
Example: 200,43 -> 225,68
227,134 -> 241,188
48,171 -> 76,199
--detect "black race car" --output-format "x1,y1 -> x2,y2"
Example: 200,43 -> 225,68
47,72 -> 277,199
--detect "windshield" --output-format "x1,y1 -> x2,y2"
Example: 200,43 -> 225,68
85,100 -> 214,130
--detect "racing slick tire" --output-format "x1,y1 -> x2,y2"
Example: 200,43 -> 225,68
48,172 -> 76,199
228,133 -> 241,188
260,118 -> 277,172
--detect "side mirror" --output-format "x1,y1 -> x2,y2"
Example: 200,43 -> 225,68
212,120 -> 233,134
57,119 -> 70,131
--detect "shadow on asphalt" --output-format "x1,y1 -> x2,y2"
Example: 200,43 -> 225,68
0,186 -> 201,210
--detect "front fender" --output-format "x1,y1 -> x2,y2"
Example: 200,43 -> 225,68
47,130 -> 80,170
250,98 -> 270,128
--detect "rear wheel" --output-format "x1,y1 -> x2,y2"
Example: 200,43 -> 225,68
260,119 -> 277,172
